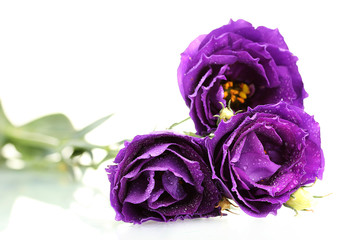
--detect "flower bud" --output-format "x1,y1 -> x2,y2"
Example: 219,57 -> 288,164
219,107 -> 234,122
215,196 -> 238,216
284,187 -> 314,213
214,102 -> 235,125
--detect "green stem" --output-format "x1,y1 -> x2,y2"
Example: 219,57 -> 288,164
167,117 -> 191,130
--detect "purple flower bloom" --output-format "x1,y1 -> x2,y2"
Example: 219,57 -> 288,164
178,19 -> 307,136
106,131 -> 221,224
206,102 -> 324,217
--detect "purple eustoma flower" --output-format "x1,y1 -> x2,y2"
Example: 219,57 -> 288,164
106,131 -> 221,224
178,19 -> 307,136
206,102 -> 324,217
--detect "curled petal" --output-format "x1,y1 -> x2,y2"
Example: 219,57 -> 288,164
106,131 -> 221,224
206,102 -> 324,217
178,19 -> 307,135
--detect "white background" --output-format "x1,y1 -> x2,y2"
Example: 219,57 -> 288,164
1,0 -> 359,239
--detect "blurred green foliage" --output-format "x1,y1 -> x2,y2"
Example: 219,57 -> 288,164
0,100 -> 121,179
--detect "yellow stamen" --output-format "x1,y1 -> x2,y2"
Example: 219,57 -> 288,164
239,91 -> 247,99
222,81 -> 252,110
230,89 -> 239,95
237,97 -> 245,104
242,84 -> 250,94
222,81 -> 253,111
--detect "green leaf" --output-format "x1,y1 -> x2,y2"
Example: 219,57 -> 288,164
0,100 -> 13,129
12,144 -> 54,161
8,114 -> 75,161
0,100 -> 13,148
70,148 -> 87,158
20,113 -> 76,140
0,130 -> 7,149
63,138 -> 102,150
7,128 -> 59,149
0,102 -> 117,175
75,114 -> 113,138
0,135 -> 6,149
7,129 -> 59,161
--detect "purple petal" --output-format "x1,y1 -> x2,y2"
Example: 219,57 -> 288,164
124,171 -> 155,204
236,132 -> 281,182
106,131 -> 222,223
178,19 -> 306,135
207,102 -> 324,217
162,171 -> 187,201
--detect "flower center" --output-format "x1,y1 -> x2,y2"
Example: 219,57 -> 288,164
222,81 -> 252,110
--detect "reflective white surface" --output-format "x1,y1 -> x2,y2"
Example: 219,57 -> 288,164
0,166 -> 352,240
0,0 -> 359,239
